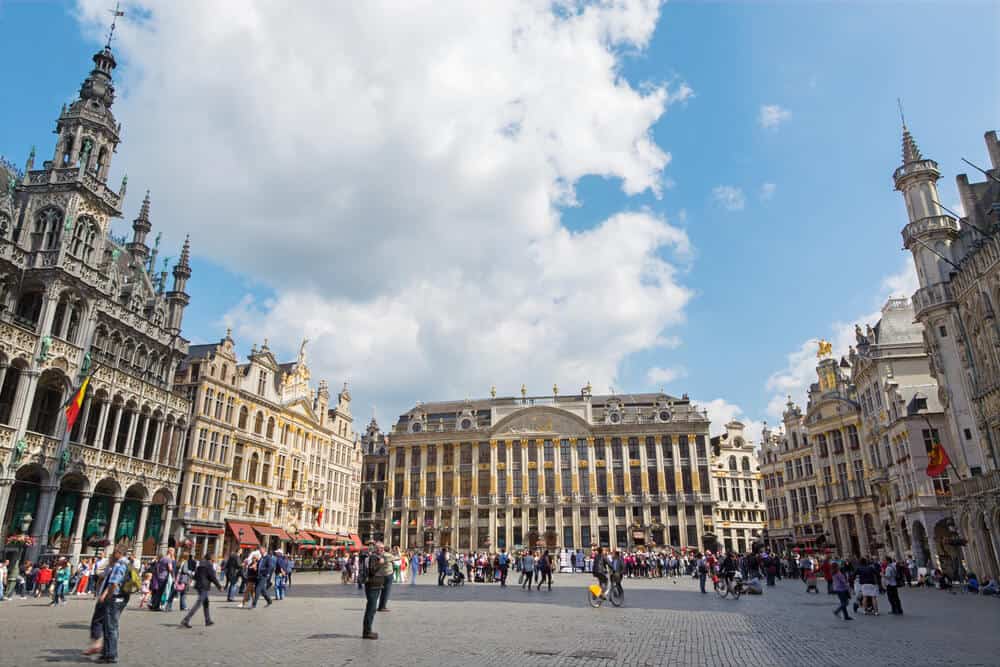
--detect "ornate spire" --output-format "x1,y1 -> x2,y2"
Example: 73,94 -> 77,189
901,124 -> 922,164
178,235 -> 191,270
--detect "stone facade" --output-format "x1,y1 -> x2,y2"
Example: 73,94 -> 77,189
385,387 -> 714,552
849,298 -> 958,570
898,127 -> 1000,579
760,405 -> 821,553
358,416 -> 389,544
0,46 -> 191,567
708,421 -> 765,554
173,334 -> 361,557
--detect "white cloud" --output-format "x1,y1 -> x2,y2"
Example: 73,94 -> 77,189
693,397 -> 766,440
759,104 -> 791,129
760,182 -> 777,201
75,1 -> 693,420
646,366 -> 686,386
712,185 -> 745,212
764,259 -> 919,420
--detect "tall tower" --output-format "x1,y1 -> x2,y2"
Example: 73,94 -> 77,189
896,123 -> 984,475
166,235 -> 191,333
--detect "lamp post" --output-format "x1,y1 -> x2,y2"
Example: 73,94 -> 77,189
6,513 -> 33,594
238,528 -> 245,558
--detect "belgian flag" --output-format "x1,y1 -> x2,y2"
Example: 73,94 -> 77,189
63,372 -> 93,432
926,441 -> 950,477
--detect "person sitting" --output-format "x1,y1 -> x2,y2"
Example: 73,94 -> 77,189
981,576 -> 999,596
965,573 -> 980,594
744,575 -> 764,595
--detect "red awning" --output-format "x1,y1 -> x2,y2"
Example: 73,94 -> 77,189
347,533 -> 363,552
188,526 -> 224,535
305,529 -> 339,542
227,521 -> 261,548
254,526 -> 291,541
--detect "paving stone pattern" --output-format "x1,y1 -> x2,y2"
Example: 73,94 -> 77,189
2,571 -> 998,666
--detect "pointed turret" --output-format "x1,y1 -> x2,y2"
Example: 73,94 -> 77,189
127,190 -> 152,263
165,235 -> 192,333
901,124 -> 923,164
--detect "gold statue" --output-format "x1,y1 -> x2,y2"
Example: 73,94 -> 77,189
552,383 -> 558,396
816,339 -> 833,358
521,384 -> 527,398
490,385 -> 496,398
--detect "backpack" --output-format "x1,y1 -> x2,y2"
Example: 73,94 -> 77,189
121,565 -> 142,595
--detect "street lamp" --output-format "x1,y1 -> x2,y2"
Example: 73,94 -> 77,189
238,528 -> 245,557
6,513 -> 33,595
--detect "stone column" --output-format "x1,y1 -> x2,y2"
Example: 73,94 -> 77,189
28,483 -> 60,560
12,369 -> 41,439
125,412 -> 140,457
149,419 -> 164,462
37,287 -> 61,337
106,496 -> 123,545
156,422 -> 173,464
0,479 -> 13,538
108,405 -> 123,452
134,501 -> 151,559
572,507 -> 581,550
136,415 -> 151,459
587,438 -> 597,496
94,401 -> 110,448
0,363 -> 8,402
608,500 -> 617,550
75,393 -> 93,445
68,491 -> 92,564
621,439 -> 632,496
157,504 -> 175,555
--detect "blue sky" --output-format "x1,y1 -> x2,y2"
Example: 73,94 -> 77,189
1,1 -> 997,434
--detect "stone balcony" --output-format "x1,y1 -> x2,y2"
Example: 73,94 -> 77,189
912,282 -> 955,317
901,215 -> 960,249
951,469 -> 1000,499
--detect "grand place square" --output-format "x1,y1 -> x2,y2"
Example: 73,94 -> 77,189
0,2 -> 998,665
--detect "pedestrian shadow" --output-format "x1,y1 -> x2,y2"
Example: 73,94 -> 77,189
38,648 -> 92,664
57,623 -> 90,630
306,633 -> 356,640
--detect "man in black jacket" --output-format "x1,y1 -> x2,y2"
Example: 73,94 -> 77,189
223,553 -> 241,602
362,543 -> 386,640
181,555 -> 223,629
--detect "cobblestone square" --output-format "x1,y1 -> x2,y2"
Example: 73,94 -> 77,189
2,571 -> 998,666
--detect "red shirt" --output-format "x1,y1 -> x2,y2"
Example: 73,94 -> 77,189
37,567 -> 53,584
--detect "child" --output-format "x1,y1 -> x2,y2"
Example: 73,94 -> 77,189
805,569 -> 819,593
139,572 -> 153,608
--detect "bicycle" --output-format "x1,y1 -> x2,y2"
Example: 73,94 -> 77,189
587,578 -> 623,608
715,572 -> 745,600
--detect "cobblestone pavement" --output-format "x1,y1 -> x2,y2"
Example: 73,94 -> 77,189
2,571 -> 998,666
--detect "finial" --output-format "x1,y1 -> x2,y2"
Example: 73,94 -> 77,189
490,385 -> 496,399
552,383 -> 558,396
106,2 -> 124,50
225,327 -> 232,339
897,97 -> 906,129
177,234 -> 191,268
262,337 -> 269,348
520,383 -> 527,398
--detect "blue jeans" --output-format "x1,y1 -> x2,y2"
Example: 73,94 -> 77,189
178,588 -> 188,611
363,585 -> 380,635
378,577 -> 392,610
226,578 -> 239,602
52,581 -> 66,604
253,578 -> 272,607
834,590 -> 851,618
101,596 -> 127,660
275,575 -> 286,600
698,573 -> 707,593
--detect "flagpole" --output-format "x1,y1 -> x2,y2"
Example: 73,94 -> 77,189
917,413 -> 963,481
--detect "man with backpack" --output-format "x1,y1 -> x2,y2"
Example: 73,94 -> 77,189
362,542 -> 386,640
84,546 -> 137,663
497,548 -> 510,587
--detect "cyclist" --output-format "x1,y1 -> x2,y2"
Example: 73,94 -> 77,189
719,551 -> 738,590
592,547 -> 611,598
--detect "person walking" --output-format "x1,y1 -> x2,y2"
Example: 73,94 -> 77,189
176,554 -> 196,612
274,550 -> 288,600
437,547 -> 449,586
239,552 -> 259,609
181,554 -> 222,628
536,550 -> 553,591
520,550 -> 535,590
223,552 -> 242,602
696,553 -> 708,594
377,546 -> 395,612
254,549 -> 275,608
884,557 -> 903,615
832,563 -> 853,621
410,551 -> 419,587
497,548 -> 509,587
362,542 -> 386,640
86,546 -> 132,663
51,558 -> 71,606
391,546 -> 402,584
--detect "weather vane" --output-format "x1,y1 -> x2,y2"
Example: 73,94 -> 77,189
106,2 -> 125,49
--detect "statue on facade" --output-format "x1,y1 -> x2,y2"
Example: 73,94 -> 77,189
855,324 -> 868,346
79,139 -> 93,168
80,351 -> 92,376
58,447 -> 71,473
37,335 -> 52,363
11,437 -> 26,464
5,174 -> 15,200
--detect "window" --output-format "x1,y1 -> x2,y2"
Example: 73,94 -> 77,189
742,457 -> 751,472
804,455 -> 814,476
31,206 -> 62,251
232,444 -> 244,480
837,462 -> 849,499
732,481 -> 741,502
262,452 -> 272,487
202,475 -> 212,507
660,435 -> 672,460
208,431 -> 219,461
852,459 -> 865,497
729,456 -> 738,471
248,453 -> 260,483
831,430 -> 844,454
189,473 -> 201,505
214,392 -> 224,419
220,434 -> 230,464
238,406 -> 249,430
678,435 -> 689,459
266,417 -> 275,440
214,477 -> 223,509
808,486 -> 817,510
225,397 -> 234,423
719,484 -> 728,501
196,429 -> 207,459
794,458 -> 803,479
202,388 -> 213,415
254,412 -> 264,435
277,455 -> 286,491
817,434 -> 829,457
627,437 -> 640,461
938,325 -> 947,337
612,469 -> 624,495
257,370 -> 267,395
785,461 -> 793,480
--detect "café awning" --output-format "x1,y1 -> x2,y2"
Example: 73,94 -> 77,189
255,526 -> 291,541
226,521 -> 261,548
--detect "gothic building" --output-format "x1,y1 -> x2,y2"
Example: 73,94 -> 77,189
897,126 -> 1000,578
709,421 -> 765,554
0,45 -> 192,566
386,387 -> 715,552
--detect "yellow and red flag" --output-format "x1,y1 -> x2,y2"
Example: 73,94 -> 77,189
926,441 -> 950,477
316,507 -> 324,524
64,374 -> 92,431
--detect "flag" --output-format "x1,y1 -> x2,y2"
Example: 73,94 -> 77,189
392,518 -> 401,526
409,518 -> 417,526
63,373 -> 92,431
316,507 -> 324,524
926,441 -> 950,477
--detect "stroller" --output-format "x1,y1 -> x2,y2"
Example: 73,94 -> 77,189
447,562 -> 465,586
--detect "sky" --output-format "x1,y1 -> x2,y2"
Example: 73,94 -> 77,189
1,0 -> 997,439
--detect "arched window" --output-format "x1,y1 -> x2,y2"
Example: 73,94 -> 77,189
258,498 -> 267,518
266,417 -> 275,440
742,457 -> 751,472
238,406 -> 249,430
246,496 -> 256,514
225,397 -> 234,423
61,133 -> 74,167
281,424 -> 289,445
728,455 -> 737,471
120,339 -> 135,367
31,207 -> 62,251
818,434 -> 829,457
228,493 -> 238,513
248,452 -> 259,483
254,411 -> 264,435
